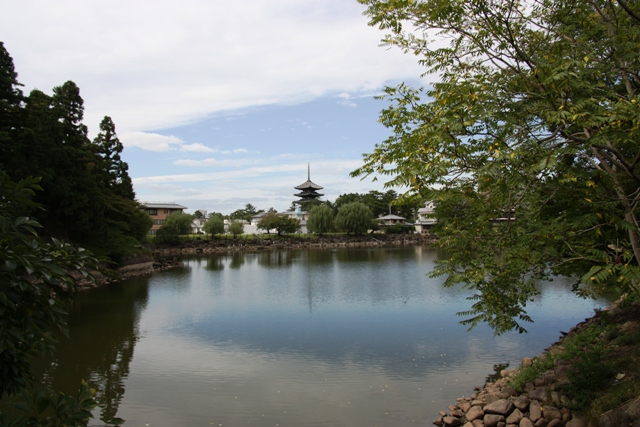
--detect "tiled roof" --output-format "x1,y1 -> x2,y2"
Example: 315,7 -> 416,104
142,202 -> 188,210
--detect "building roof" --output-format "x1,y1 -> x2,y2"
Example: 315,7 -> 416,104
294,180 -> 324,190
294,163 -> 324,190
142,202 -> 188,210
377,214 -> 406,221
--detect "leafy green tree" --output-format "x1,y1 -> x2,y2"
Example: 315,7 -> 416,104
203,215 -> 225,236
335,202 -> 373,235
0,173 -> 100,425
256,212 -> 280,234
164,212 -> 193,235
354,0 -> 640,333
155,212 -> 193,245
193,210 -> 206,219
228,221 -> 244,238
229,203 -> 262,222
307,204 -> 334,235
334,193 -> 365,213
274,216 -> 301,236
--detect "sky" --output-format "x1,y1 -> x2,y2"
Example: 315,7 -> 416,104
1,0 -> 429,215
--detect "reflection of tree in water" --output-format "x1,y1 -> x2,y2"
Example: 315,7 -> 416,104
35,278 -> 149,424
256,250 -> 304,268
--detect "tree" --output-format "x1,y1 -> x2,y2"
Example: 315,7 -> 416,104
203,215 -> 225,236
93,116 -> 134,200
229,203 -> 262,222
335,202 -> 373,235
256,212 -> 280,234
228,221 -> 244,238
353,0 -> 640,333
274,216 -> 301,236
155,212 -> 193,245
0,173 -> 100,425
193,210 -> 206,219
307,204 -> 335,235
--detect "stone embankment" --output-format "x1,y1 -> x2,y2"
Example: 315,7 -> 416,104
152,233 -> 436,256
434,303 -> 640,427
433,366 -> 586,427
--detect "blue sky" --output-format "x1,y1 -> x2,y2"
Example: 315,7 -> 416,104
1,0 -> 428,214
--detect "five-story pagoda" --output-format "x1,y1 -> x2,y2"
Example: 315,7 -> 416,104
294,164 -> 323,204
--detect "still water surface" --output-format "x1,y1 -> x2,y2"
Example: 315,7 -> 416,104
38,247 -> 607,426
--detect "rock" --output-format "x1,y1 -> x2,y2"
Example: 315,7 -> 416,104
440,410 -> 448,417
483,414 -> 505,427
529,387 -> 548,402
433,417 -> 444,426
534,418 -> 549,427
460,401 -> 472,412
524,383 -> 535,394
521,357 -> 534,367
463,423 -> 474,427
506,408 -> 523,425
471,400 -> 485,407
550,391 -> 562,407
498,387 -> 518,399
529,401 -> 542,422
443,416 -> 463,427
520,418 -> 535,427
533,378 -> 546,387
449,405 -> 459,412
451,409 -> 465,418
485,394 -> 501,405
547,420 -> 563,427
566,416 -> 587,427
554,364 -> 571,381
513,395 -> 531,411
484,399 -> 514,416
471,420 -> 484,427
542,406 -> 561,421
466,405 -> 484,422
542,371 -> 557,385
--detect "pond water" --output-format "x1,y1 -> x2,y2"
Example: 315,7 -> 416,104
35,246 -> 608,426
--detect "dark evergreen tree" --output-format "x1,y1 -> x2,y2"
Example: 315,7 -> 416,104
93,116 -> 135,200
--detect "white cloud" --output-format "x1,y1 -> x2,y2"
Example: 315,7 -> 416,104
1,0 -> 425,134
180,143 -> 215,153
122,132 -> 184,152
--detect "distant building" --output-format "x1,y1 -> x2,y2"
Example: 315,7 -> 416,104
142,202 -> 188,235
414,201 -> 438,233
294,163 -> 323,204
376,214 -> 407,226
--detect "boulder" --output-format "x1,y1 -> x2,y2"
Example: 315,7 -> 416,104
506,408 -> 523,425
443,416 -> 463,427
521,357 -> 534,367
460,401 -> 472,412
534,418 -> 549,427
542,406 -> 562,421
484,399 -> 514,416
433,417 -> 444,426
529,387 -> 548,402
529,401 -> 542,422
566,416 -> 587,427
466,405 -> 484,422
471,420 -> 484,427
520,418 -> 534,427
547,420 -> 563,427
483,414 -> 505,427
513,395 -> 531,411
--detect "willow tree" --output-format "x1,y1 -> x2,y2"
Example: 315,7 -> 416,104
352,0 -> 640,333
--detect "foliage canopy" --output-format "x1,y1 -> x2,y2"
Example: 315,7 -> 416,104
335,202 -> 373,235
307,204 -> 335,235
353,0 -> 640,333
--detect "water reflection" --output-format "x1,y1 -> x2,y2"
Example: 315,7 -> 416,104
31,247 -> 607,427
36,278 -> 150,423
